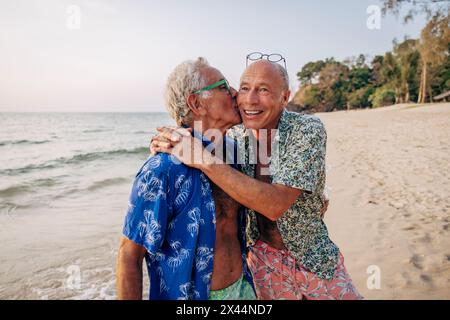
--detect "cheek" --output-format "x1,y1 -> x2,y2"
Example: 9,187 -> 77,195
206,104 -> 221,117
262,97 -> 278,110
237,94 -> 245,105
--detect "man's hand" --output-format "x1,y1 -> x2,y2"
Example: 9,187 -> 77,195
150,126 -> 222,168
150,126 -> 191,155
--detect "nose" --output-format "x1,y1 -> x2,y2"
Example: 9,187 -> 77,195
245,88 -> 259,105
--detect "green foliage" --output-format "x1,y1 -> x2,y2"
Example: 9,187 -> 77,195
381,1 -> 450,103
381,0 -> 450,23
288,1 -> 449,112
347,86 -> 375,109
300,85 -> 322,108
297,61 -> 326,85
290,27 -> 448,112
348,66 -> 372,91
369,86 -> 396,108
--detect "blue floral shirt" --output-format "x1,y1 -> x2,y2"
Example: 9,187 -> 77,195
122,132 -> 252,300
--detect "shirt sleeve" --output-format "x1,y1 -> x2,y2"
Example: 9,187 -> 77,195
122,159 -> 170,255
271,116 -> 327,194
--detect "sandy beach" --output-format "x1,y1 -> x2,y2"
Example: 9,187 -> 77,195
320,102 -> 450,299
0,103 -> 448,300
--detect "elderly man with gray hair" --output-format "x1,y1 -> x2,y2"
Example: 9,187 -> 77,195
151,55 -> 362,300
116,58 -> 256,300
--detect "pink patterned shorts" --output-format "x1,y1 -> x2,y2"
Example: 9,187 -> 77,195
247,240 -> 363,300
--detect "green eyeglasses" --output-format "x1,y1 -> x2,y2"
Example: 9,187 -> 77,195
193,79 -> 232,95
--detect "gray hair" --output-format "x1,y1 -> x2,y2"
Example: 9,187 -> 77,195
164,57 -> 210,126
275,63 -> 289,90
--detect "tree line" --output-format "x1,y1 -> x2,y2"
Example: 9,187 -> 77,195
289,1 -> 449,112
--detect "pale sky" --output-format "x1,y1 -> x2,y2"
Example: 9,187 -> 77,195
0,0 -> 426,112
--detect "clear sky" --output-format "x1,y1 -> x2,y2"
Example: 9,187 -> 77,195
0,0 -> 427,112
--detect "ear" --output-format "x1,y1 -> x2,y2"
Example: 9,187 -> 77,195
281,89 -> 291,107
187,93 -> 207,117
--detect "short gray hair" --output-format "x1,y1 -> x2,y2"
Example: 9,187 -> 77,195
275,63 -> 289,90
164,57 -> 210,126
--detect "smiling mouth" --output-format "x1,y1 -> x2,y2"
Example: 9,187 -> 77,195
244,110 -> 263,116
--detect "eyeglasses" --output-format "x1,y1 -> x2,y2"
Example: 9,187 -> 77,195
246,52 -> 287,70
193,79 -> 232,96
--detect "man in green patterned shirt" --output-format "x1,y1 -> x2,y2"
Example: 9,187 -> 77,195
152,59 -> 362,300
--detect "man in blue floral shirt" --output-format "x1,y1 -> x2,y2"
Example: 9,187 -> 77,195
116,58 -> 255,300
152,59 -> 362,300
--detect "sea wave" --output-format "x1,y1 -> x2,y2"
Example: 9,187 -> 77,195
0,178 -> 61,197
0,147 -> 148,176
0,201 -> 31,213
0,139 -> 51,147
0,176 -> 130,200
67,147 -> 148,163
86,177 -> 129,191
0,185 -> 29,197
82,128 -> 112,133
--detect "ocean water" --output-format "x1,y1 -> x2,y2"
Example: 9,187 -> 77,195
0,112 -> 175,299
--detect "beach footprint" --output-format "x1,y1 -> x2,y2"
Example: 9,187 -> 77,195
409,254 -> 424,270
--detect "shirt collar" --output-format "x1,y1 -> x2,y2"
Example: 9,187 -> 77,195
191,128 -> 215,149
180,124 -> 214,149
187,126 -> 238,166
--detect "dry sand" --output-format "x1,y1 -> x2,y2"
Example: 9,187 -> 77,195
318,103 -> 450,299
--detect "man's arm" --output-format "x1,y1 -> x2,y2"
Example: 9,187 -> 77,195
150,127 -> 301,221
201,163 -> 301,221
116,236 -> 146,300
151,123 -> 326,221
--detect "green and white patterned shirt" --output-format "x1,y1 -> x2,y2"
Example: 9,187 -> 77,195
227,109 -> 339,280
